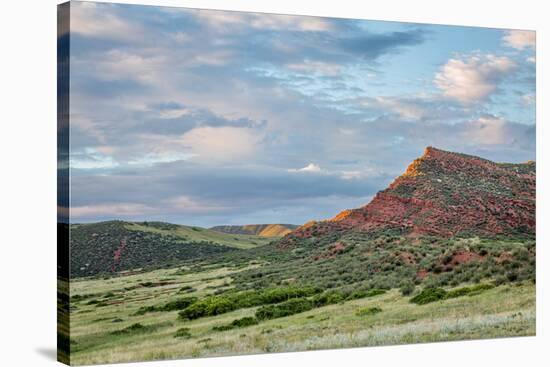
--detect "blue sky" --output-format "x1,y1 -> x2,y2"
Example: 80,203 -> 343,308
64,1 -> 536,226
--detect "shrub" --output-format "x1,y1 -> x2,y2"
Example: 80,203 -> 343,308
179,297 -> 236,320
161,297 -> 197,312
132,305 -> 158,316
356,307 -> 382,316
213,316 -> 259,331
111,323 -> 157,335
174,327 -> 192,338
410,288 -> 447,305
400,280 -> 415,296
178,286 -> 320,320
313,290 -> 345,307
346,290 -> 367,300
256,298 -> 314,320
365,289 -> 387,297
178,285 -> 197,294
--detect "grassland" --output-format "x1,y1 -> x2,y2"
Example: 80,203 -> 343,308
125,222 -> 274,249
68,262 -> 535,365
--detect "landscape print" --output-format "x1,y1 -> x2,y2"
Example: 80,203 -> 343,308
57,2 -> 536,365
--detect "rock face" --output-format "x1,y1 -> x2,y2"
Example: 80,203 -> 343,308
280,147 -> 535,246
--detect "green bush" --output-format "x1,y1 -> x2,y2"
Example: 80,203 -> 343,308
445,284 -> 495,299
400,280 -> 415,296
132,305 -> 158,316
160,297 -> 197,312
313,290 -> 345,307
256,298 -> 314,320
356,307 -> 382,316
178,286 -> 320,320
174,327 -> 192,338
365,289 -> 387,297
111,323 -> 158,336
410,288 -> 447,305
213,316 -> 259,331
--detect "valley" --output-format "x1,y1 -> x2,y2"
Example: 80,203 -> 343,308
62,147 -> 536,365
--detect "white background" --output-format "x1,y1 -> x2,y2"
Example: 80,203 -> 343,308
0,0 -> 547,366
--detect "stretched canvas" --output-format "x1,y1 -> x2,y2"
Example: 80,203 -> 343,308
57,1 -> 536,365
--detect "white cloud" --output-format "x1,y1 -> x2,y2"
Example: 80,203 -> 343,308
168,196 -> 229,213
435,55 -> 516,104
192,10 -> 332,32
463,117 -> 513,145
157,107 -> 191,119
70,148 -> 119,169
288,163 -> 322,173
71,203 -> 153,218
127,152 -> 196,166
89,49 -> 166,84
71,2 -> 142,41
373,97 -> 426,120
179,126 -> 263,162
503,30 -> 536,50
340,170 -> 363,180
286,61 -> 342,76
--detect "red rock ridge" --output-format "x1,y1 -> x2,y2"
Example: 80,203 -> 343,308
279,147 -> 535,247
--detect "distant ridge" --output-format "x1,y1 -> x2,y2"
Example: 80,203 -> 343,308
210,224 -> 299,237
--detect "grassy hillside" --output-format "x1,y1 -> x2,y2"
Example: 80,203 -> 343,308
69,221 -> 273,278
210,224 -> 299,237
125,222 -> 274,249
67,263 -> 535,365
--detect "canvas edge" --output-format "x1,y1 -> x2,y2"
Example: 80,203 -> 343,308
57,1 -> 71,365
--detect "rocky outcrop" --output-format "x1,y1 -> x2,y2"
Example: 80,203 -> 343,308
279,147 -> 535,247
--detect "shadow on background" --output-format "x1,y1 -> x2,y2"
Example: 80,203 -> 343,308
36,348 -> 57,361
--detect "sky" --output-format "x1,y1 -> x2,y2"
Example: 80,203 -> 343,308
63,1 -> 536,226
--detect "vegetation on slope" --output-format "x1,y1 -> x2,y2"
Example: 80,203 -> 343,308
210,224 -> 299,237
69,221 -> 272,278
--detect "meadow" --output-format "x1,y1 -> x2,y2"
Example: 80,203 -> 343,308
67,259 -> 535,365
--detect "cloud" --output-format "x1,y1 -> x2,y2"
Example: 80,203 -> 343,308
71,2 -> 143,41
368,96 -> 426,120
462,117 -> 514,145
71,203 -> 154,218
289,163 -> 322,173
167,196 -> 230,213
179,126 -> 264,162
285,61 -> 342,76
70,148 -> 119,169
435,54 -> 516,104
503,30 -> 536,50
191,10 -> 334,32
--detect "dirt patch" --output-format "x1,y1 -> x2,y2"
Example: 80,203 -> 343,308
441,250 -> 483,271
313,242 -> 347,261
416,269 -> 429,279
496,251 -> 514,264
399,251 -> 416,265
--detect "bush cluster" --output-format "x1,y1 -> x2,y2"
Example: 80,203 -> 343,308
178,286 -> 321,320
410,283 -> 495,305
213,316 -> 259,331
256,298 -> 314,320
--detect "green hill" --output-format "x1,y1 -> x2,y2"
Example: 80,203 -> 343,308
69,221 -> 272,278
